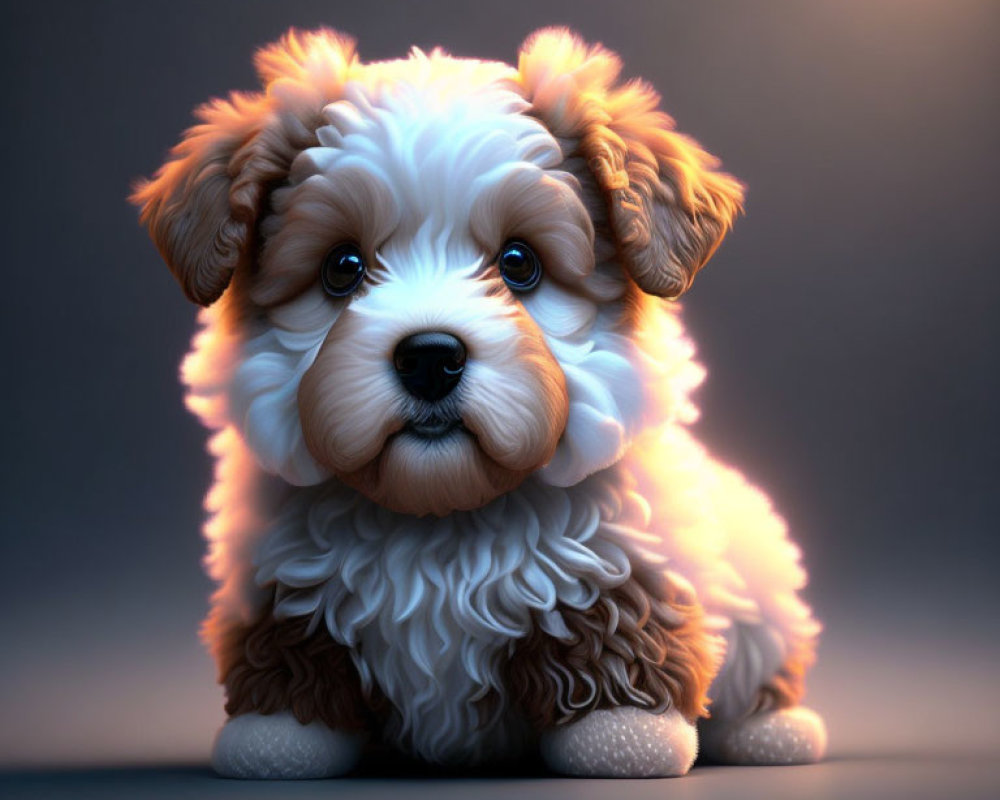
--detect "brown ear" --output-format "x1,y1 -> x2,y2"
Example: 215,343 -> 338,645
519,29 -> 744,298
130,93 -> 269,305
130,28 -> 358,306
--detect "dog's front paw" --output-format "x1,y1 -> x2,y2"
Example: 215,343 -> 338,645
699,706 -> 827,766
211,711 -> 366,779
540,706 -> 697,778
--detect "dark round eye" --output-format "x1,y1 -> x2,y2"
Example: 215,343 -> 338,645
320,243 -> 366,297
497,240 -> 542,292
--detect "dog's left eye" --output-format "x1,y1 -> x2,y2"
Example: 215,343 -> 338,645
320,243 -> 366,297
497,240 -> 542,292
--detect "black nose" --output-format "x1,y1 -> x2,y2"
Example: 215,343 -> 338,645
393,332 -> 467,402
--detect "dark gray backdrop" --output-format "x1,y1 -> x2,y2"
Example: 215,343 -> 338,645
1,0 -> 997,766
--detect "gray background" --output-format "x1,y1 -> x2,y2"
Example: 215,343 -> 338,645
1,0 -> 997,786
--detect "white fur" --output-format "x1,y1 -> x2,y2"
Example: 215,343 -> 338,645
181,48 -> 819,765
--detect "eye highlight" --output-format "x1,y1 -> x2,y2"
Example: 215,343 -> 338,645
497,240 -> 542,292
320,243 -> 366,297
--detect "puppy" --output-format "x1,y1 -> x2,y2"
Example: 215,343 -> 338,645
133,27 -> 826,778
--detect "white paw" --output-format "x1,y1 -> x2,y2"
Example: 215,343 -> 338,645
211,711 -> 367,779
699,706 -> 827,765
540,706 -> 698,778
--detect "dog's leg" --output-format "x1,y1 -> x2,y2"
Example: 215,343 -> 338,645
507,570 -> 718,777
207,608 -> 377,779
698,623 -> 826,765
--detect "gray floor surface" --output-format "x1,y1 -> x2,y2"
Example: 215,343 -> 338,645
2,752 -> 998,800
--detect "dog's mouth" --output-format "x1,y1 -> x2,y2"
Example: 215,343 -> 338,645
402,412 -> 464,440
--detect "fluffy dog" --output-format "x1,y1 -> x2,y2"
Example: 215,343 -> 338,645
133,27 -> 826,778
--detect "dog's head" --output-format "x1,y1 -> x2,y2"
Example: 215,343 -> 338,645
133,28 -> 743,516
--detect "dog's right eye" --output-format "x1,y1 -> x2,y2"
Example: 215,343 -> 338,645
320,243 -> 366,297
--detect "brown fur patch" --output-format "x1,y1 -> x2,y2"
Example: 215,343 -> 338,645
213,606 -> 385,731
505,568 -> 719,728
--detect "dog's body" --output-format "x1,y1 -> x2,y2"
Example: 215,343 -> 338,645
135,29 -> 826,777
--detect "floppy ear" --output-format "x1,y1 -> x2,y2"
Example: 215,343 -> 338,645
518,29 -> 744,298
130,28 -> 358,305
130,94 -> 270,305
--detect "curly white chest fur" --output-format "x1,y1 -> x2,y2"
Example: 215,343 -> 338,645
253,471 -> 648,763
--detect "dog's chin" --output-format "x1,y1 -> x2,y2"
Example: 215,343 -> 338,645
335,427 -> 531,517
